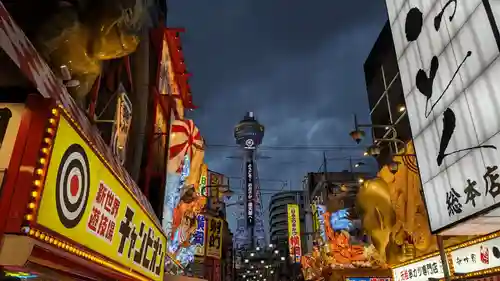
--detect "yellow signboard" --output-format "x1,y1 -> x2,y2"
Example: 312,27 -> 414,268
287,204 -> 302,263
36,116 -> 166,281
311,204 -> 318,232
206,217 -> 223,259
198,164 -> 208,196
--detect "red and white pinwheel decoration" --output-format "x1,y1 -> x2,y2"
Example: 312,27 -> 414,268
167,119 -> 204,173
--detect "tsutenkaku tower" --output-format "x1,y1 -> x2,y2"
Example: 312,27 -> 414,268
233,112 -> 266,250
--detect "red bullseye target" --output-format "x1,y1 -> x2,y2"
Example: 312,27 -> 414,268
55,144 -> 90,228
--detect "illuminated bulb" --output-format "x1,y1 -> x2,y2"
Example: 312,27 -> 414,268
35,231 -> 40,237
28,203 -> 36,209
49,118 -> 56,125
34,180 -> 41,187
46,128 -> 54,134
36,169 -> 43,175
44,236 -> 49,242
49,238 -> 54,243
363,151 -> 368,156
31,191 -> 38,197
40,233 -> 45,240
25,214 -> 33,221
29,229 -> 35,235
42,148 -> 49,154
358,178 -> 364,183
250,253 -> 254,257
51,109 -> 59,115
398,105 -> 406,112
39,158 -> 46,165
280,257 -> 285,261
260,260 -> 264,264
274,250 -> 279,254
43,138 -> 51,145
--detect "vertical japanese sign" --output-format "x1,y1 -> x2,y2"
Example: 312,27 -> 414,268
193,215 -> 207,256
206,217 -> 223,259
312,204 -> 327,247
110,84 -> 132,165
246,160 -> 254,226
287,204 -> 301,263
199,163 -> 208,196
385,0 -> 500,233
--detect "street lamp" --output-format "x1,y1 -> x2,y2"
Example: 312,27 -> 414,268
349,114 -> 415,173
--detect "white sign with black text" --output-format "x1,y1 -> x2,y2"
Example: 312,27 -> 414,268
393,255 -> 445,281
451,235 -> 500,274
246,160 -> 254,226
386,0 -> 500,233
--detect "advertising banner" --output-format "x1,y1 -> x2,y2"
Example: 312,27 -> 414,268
198,164 -> 208,196
36,115 -> 166,281
385,0 -> 500,233
287,204 -> 301,263
246,160 -> 254,226
392,255 -> 445,281
451,235 -> 500,274
206,217 -> 223,259
312,204 -> 327,247
194,215 -> 207,256
110,84 -> 132,165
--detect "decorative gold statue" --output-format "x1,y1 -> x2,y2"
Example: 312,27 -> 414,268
33,0 -> 151,105
356,142 -> 473,265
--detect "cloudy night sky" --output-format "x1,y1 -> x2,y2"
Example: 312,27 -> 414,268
167,1 -> 388,234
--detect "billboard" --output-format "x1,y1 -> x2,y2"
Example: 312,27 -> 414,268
246,160 -> 254,226
287,204 -> 302,263
312,204 -> 327,246
36,115 -> 166,281
385,0 -> 500,234
206,217 -> 223,259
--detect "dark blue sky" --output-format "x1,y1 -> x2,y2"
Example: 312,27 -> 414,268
167,1 -> 388,233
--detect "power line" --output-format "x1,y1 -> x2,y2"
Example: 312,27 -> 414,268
205,144 -> 363,151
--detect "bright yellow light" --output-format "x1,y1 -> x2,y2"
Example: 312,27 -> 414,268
398,105 -> 406,112
358,178 -> 364,183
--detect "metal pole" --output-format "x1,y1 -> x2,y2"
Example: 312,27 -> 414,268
437,235 -> 451,281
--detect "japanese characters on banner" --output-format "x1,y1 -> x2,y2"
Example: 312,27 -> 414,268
311,204 -> 327,247
287,204 -> 302,263
87,182 -> 120,243
206,218 -> 223,259
246,160 -> 254,226
198,164 -> 208,196
193,215 -> 207,256
392,255 -> 445,281
451,235 -> 500,274
385,0 -> 500,233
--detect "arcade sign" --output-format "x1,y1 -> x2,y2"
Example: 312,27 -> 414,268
246,160 -> 254,226
36,115 -> 166,281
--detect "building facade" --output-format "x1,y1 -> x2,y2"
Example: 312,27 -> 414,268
268,191 -> 307,253
364,20 -> 411,167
